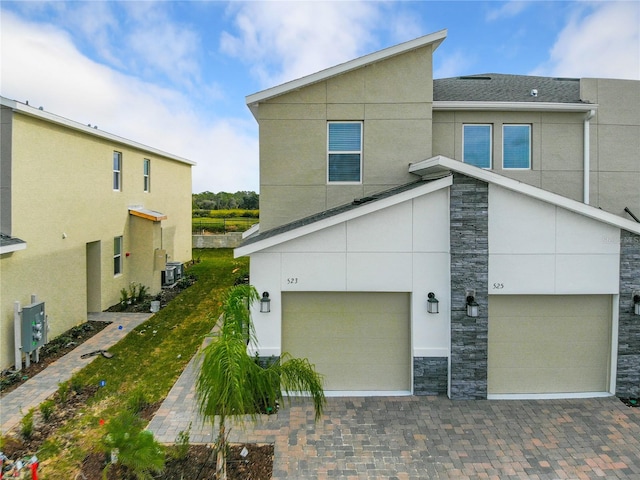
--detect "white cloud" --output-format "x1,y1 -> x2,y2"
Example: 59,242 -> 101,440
532,2 -> 640,80
486,1 -> 531,22
0,11 -> 258,193
220,1 -> 383,87
434,50 -> 474,79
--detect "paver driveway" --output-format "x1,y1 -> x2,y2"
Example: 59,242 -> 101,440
149,353 -> 640,479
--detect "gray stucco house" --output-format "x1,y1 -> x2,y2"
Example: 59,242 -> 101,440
236,30 -> 640,400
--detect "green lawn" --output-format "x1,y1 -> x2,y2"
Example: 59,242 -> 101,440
37,249 -> 249,478
192,217 -> 257,233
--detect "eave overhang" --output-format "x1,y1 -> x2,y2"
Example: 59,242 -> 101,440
433,101 -> 597,113
410,155 -> 640,236
129,207 -> 167,222
0,234 -> 27,254
246,29 -> 447,119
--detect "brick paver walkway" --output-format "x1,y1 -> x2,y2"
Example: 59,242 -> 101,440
0,312 -> 151,434
148,350 -> 640,479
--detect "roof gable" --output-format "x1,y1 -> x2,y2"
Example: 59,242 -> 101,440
245,29 -> 447,117
409,156 -> 640,235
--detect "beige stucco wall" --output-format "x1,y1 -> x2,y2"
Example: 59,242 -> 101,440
432,110 -> 586,202
257,45 -> 435,230
432,78 -> 640,218
0,112 -> 192,369
581,79 -> 640,217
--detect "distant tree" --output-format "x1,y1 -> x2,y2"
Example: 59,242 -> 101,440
192,191 -> 259,211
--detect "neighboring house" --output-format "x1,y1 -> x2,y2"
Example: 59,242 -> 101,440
0,97 -> 194,370
236,30 -> 640,400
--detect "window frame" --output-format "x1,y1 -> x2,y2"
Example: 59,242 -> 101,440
462,124 -> 492,169
143,158 -> 150,192
113,236 -> 123,276
502,124 -> 532,170
327,121 -> 363,184
113,151 -> 122,191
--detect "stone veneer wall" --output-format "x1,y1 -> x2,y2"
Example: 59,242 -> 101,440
449,173 -> 489,400
413,357 -> 448,395
616,229 -> 640,398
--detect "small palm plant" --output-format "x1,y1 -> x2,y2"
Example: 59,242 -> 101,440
196,284 -> 325,479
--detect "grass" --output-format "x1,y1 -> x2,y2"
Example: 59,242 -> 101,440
192,217 -> 257,233
36,249 -> 248,479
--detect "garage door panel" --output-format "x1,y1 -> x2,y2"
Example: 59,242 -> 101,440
489,295 -> 611,395
282,292 -> 410,391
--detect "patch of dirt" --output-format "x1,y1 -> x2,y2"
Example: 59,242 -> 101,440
0,322 -> 111,396
620,397 -> 639,408
104,275 -> 197,313
79,443 -> 273,479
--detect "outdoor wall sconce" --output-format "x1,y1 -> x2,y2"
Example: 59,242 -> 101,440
466,292 -> 479,318
260,292 -> 271,313
427,292 -> 439,314
634,293 -> 640,316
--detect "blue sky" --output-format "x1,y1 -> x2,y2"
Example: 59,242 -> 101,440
1,1 -> 638,193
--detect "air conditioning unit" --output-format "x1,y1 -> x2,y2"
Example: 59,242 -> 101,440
166,262 -> 184,280
162,266 -> 176,287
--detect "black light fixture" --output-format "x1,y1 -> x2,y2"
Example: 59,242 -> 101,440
466,294 -> 479,318
634,293 -> 640,316
427,292 -> 439,314
260,292 -> 271,313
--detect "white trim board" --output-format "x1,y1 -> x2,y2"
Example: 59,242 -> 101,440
409,155 -> 640,236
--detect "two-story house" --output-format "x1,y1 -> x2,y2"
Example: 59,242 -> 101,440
236,30 -> 640,400
0,97 -> 194,370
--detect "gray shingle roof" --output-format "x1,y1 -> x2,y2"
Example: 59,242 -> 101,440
240,179 -> 440,248
0,233 -> 26,249
434,73 -> 587,104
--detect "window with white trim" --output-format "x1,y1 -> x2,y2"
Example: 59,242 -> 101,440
143,158 -> 150,192
463,124 -> 492,169
114,236 -> 123,276
503,125 -> 531,169
113,151 -> 122,191
328,121 -> 362,183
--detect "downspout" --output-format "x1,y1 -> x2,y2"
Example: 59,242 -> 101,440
583,109 -> 596,204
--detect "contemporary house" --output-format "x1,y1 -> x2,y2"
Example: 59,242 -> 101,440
236,30 -> 640,400
0,97 -> 194,370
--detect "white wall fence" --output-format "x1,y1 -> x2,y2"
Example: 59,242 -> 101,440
192,233 -> 244,249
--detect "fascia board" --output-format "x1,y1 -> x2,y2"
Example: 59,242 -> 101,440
246,29 -> 447,113
0,242 -> 27,254
433,101 -> 597,113
234,175 -> 453,257
410,155 -> 640,235
1,97 -> 196,166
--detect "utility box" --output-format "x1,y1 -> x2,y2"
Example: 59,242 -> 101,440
21,301 -> 46,353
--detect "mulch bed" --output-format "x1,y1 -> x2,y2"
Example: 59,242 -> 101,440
79,444 -> 273,479
0,321 -> 111,396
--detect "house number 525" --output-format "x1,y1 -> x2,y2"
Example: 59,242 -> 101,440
493,283 -> 504,290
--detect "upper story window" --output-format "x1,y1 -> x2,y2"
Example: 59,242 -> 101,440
328,121 -> 362,183
143,158 -> 150,192
503,125 -> 531,169
113,236 -> 123,276
463,124 -> 492,169
113,151 -> 122,191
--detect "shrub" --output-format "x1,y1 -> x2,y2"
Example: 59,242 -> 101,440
20,409 -> 35,440
40,399 -> 55,422
101,411 -> 165,480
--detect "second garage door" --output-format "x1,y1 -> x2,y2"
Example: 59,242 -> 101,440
488,295 -> 612,396
282,292 -> 411,392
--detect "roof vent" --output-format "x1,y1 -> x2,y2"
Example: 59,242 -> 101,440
530,89 -> 538,97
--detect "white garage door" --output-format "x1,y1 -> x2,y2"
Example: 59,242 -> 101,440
488,295 -> 612,396
282,292 -> 411,392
